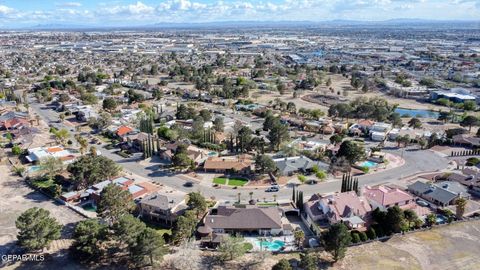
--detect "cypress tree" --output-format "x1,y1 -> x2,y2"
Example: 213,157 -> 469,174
292,185 -> 296,202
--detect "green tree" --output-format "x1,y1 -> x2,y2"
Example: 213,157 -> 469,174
112,214 -> 146,247
255,154 -> 277,174
67,155 -> 120,189
463,100 -> 476,111
300,252 -> 317,270
322,223 -> 351,262
455,197 -> 467,219
426,213 -> 437,226
40,157 -> 63,181
97,183 -> 135,224
199,109 -> 212,122
172,144 -> 194,169
53,128 -> 70,145
213,117 -> 224,132
173,210 -> 197,243
268,121 -> 290,151
294,229 -> 305,248
218,236 -> 247,261
408,118 -> 422,129
460,115 -> 479,131
337,141 -> 366,164
130,228 -> 167,267
403,209 -> 419,229
272,259 -> 292,270
15,207 -> 61,251
102,97 -> 117,112
187,192 -> 207,218
237,126 -> 252,153
72,219 -> 109,261
385,206 -> 407,234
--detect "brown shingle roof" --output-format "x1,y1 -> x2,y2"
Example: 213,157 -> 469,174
204,206 -> 283,230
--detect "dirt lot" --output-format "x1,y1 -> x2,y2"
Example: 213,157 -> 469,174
337,220 -> 480,270
0,165 -> 85,269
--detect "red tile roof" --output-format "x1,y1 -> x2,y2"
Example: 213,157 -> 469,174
363,185 -> 413,207
116,125 -> 133,136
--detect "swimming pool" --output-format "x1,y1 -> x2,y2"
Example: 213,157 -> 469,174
359,160 -> 378,168
28,165 -> 42,173
82,203 -> 97,212
255,240 -> 285,251
394,108 -> 439,119
436,214 -> 447,224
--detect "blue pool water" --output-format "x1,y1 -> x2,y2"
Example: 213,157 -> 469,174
28,165 -> 42,173
436,214 -> 447,224
256,240 -> 285,251
394,108 -> 439,119
359,161 -> 378,168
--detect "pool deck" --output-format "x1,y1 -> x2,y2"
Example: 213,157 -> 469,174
245,235 -> 296,252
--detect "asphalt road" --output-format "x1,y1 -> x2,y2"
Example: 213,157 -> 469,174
30,97 -> 450,203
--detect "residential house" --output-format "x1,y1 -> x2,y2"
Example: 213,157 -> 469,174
273,156 -> 329,176
203,155 -> 253,174
116,125 -> 135,141
26,146 -> 77,164
304,191 -> 372,230
202,205 -> 292,236
363,185 -> 415,211
408,180 -> 470,207
138,190 -> 188,226
452,134 -> 480,148
0,111 -> 29,130
89,176 -> 150,204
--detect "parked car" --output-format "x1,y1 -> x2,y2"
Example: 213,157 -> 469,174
265,186 -> 279,192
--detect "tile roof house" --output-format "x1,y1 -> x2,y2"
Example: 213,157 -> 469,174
203,205 -> 291,236
304,191 -> 372,230
273,156 -> 329,176
26,146 -> 77,164
363,185 -> 415,211
408,180 -> 470,206
203,156 -> 253,174
116,125 -> 134,138
89,177 -> 150,204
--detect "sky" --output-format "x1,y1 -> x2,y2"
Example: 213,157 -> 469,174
0,0 -> 479,27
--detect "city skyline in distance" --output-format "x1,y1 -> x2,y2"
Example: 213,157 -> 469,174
0,0 -> 479,28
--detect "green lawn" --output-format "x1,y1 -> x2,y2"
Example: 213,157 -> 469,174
32,178 -> 55,189
227,178 -> 248,186
213,177 -> 248,186
213,177 -> 227,185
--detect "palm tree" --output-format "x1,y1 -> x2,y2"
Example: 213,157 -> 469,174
237,192 -> 241,203
75,135 -> 88,155
455,197 -> 467,219
273,194 -> 277,202
249,192 -> 254,201
293,230 -> 305,248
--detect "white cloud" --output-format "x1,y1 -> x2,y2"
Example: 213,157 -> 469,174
0,5 -> 15,15
56,2 -> 82,8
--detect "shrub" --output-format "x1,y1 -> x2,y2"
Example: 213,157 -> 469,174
351,232 -> 360,243
297,175 -> 307,183
366,228 -> 377,240
359,232 -> 368,242
315,170 -> 327,180
360,166 -> 369,173
466,157 -> 480,166
12,145 -> 22,156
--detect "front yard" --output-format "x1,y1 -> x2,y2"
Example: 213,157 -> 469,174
213,177 -> 248,187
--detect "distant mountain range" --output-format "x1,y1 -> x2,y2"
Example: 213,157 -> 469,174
16,19 -> 480,31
